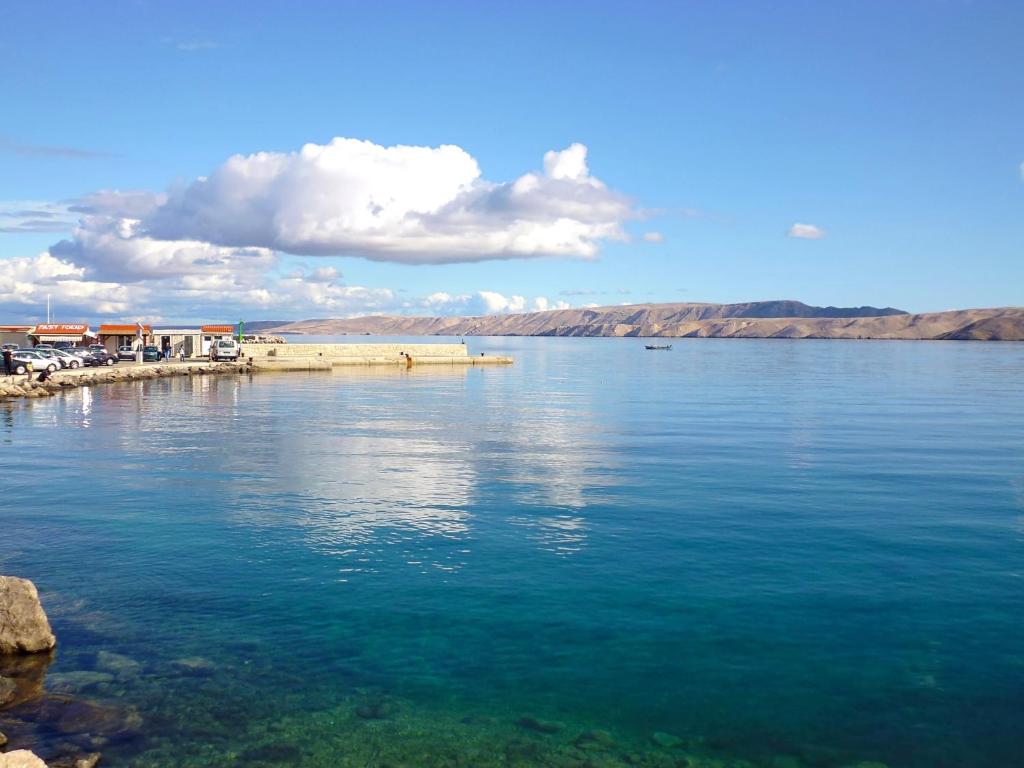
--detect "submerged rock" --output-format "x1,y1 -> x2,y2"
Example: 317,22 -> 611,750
53,699 -> 142,737
516,715 -> 564,734
169,657 -> 216,677
0,677 -> 15,706
355,697 -> 398,720
48,753 -> 102,768
574,729 -> 617,751
0,751 -> 49,768
93,652 -> 141,679
0,651 -> 52,707
650,731 -> 683,749
45,673 -> 114,695
0,578 -> 55,656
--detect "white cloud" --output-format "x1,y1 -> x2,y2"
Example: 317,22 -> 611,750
787,223 -> 825,240
531,297 -> 571,312
1,136 -> 637,321
421,290 -> 570,316
52,216 -> 277,284
0,252 -> 134,319
140,137 -> 631,263
643,231 -> 664,243
67,189 -> 165,218
1019,161 -> 1024,180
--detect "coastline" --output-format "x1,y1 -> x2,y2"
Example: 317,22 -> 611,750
0,343 -> 513,402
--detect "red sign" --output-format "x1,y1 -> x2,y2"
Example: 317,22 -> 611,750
32,324 -> 89,334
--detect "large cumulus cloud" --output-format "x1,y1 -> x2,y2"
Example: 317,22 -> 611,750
2,137 -> 630,321
139,138 -> 631,263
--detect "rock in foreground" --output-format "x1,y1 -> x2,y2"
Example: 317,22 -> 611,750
0,577 -> 56,655
0,750 -> 49,768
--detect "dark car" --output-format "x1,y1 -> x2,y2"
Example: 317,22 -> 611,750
67,348 -> 98,366
142,346 -> 162,362
72,347 -> 117,366
89,348 -> 119,366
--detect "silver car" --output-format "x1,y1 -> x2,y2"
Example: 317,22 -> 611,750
34,348 -> 78,369
49,348 -> 83,369
12,349 -> 60,373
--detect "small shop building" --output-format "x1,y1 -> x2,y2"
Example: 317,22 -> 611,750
152,328 -> 203,358
29,323 -> 92,346
0,325 -> 33,348
146,325 -> 236,359
199,325 -> 236,356
97,324 -> 152,354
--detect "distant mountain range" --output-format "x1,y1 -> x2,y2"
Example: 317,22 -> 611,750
252,301 -> 1024,341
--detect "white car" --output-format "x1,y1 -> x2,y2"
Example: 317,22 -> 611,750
12,349 -> 59,373
42,348 -> 83,369
209,339 -> 240,362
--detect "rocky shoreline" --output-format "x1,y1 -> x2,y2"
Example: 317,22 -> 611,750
0,362 -> 251,402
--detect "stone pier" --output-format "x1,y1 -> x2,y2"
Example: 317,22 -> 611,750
240,342 -> 513,368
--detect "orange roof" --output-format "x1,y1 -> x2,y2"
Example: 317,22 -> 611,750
98,324 -> 152,334
201,325 -> 234,333
0,325 -> 32,332
32,323 -> 89,334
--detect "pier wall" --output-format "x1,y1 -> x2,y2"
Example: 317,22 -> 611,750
241,343 -> 469,359
240,342 -> 511,366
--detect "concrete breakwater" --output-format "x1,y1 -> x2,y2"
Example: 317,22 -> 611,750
241,342 -> 513,367
0,344 -> 513,401
0,361 -> 250,402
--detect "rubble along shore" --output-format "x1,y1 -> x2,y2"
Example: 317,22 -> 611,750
0,361 -> 251,402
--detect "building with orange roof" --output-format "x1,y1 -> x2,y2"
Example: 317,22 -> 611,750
97,324 -> 152,354
29,323 -> 92,345
0,325 -> 33,348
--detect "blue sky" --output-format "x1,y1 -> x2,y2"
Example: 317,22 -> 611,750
1,0 -> 1021,323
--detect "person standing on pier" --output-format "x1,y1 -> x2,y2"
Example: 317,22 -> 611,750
2,347 -> 12,375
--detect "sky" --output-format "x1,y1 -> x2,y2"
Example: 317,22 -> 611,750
1,0 -> 1022,324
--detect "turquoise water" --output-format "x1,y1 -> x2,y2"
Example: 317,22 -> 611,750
1,337 -> 1023,768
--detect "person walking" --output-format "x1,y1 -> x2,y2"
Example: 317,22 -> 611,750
2,347 -> 12,376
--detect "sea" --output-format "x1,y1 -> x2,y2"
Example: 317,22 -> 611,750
1,336 -> 1022,768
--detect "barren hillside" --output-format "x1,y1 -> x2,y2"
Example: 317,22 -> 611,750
260,301 -> 1024,341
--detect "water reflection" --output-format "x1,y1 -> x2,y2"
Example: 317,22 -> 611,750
507,513 -> 589,555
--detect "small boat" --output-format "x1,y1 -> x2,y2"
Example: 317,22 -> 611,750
645,344 -> 672,350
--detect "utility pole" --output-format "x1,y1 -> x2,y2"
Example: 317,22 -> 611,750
46,294 -> 51,324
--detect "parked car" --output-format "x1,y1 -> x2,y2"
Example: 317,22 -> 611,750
89,348 -> 119,366
117,345 -> 136,361
209,338 -> 240,362
66,348 -> 98,366
33,348 -> 71,368
49,348 -> 83,368
6,355 -> 34,375
2,342 -> 20,352
53,341 -> 74,350
12,349 -> 59,373
142,346 -> 162,362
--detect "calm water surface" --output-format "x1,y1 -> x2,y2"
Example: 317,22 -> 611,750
1,337 -> 1023,768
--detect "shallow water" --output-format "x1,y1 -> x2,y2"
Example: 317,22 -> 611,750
2,337 -> 1023,768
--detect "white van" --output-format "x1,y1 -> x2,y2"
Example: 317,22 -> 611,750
209,338 -> 240,362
